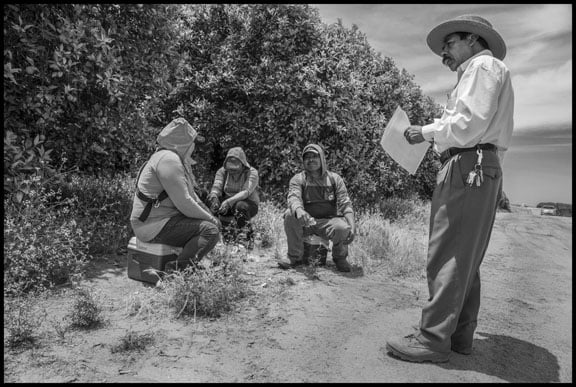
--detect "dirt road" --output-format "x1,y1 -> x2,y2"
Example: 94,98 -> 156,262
4,211 -> 572,383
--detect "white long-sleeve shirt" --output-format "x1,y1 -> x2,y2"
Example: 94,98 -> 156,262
421,50 -> 514,164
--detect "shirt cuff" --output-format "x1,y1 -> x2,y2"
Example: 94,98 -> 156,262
421,123 -> 436,142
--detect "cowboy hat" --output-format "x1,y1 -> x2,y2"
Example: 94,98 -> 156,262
426,15 -> 506,60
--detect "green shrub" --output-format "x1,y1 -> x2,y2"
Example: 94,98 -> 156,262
350,198 -> 429,278
68,287 -> 104,329
53,173 -> 134,255
4,179 -> 89,296
4,297 -> 42,349
158,246 -> 250,318
378,194 -> 428,223
251,201 -> 285,249
110,330 -> 154,353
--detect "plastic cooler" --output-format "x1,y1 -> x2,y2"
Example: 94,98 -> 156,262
303,234 -> 329,264
126,237 -> 182,284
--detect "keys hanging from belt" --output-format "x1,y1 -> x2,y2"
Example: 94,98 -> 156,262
466,149 -> 484,187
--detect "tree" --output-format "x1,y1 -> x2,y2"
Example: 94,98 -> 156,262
4,4 -> 184,200
158,4 -> 440,208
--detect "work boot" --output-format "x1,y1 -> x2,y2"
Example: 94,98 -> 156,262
334,258 -> 351,272
385,333 -> 450,363
278,258 -> 304,270
451,344 -> 472,355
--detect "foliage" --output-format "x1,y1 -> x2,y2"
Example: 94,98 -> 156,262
159,4 -> 441,207
68,287 -> 104,329
4,171 -> 134,295
4,178 -> 89,296
349,198 -> 429,277
378,193 -> 428,223
251,200 -> 285,249
110,330 -> 154,353
4,3 -> 441,209
158,247 -> 250,318
53,173 -> 134,255
3,3 -> 184,193
3,296 -> 43,349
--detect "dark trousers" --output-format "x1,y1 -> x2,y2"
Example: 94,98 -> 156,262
283,209 -> 351,263
415,150 -> 502,353
150,214 -> 220,263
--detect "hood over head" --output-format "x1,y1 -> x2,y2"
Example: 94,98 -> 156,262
224,147 -> 250,173
156,118 -> 205,159
302,143 -> 327,176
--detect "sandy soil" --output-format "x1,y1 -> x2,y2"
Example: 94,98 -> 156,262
4,211 -> 572,383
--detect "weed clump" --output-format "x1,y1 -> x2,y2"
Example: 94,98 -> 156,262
159,245 -> 250,319
110,330 -> 154,353
4,296 -> 42,349
68,287 -> 104,329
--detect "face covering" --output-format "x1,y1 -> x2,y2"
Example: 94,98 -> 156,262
225,157 -> 243,173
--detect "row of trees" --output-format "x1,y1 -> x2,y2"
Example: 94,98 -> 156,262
4,4 -> 441,209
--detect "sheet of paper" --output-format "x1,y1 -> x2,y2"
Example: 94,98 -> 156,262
380,106 -> 430,175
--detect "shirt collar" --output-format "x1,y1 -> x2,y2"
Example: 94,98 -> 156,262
457,49 -> 493,80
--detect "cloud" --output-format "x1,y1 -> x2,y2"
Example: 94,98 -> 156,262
313,4 -> 572,132
512,60 -> 572,131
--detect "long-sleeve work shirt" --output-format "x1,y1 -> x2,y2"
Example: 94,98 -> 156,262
421,50 -> 514,164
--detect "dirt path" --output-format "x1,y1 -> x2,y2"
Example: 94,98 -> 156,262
4,212 -> 572,383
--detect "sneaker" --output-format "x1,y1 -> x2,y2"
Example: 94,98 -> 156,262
385,333 -> 450,363
334,259 -> 352,272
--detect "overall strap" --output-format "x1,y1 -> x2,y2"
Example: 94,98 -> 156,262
301,171 -> 338,203
135,150 -> 171,222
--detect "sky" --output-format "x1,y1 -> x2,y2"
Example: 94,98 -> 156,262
313,4 -> 572,206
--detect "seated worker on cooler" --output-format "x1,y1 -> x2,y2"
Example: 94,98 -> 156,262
279,143 -> 356,272
130,118 -> 221,270
206,147 -> 260,243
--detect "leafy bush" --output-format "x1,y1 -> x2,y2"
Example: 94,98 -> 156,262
3,297 -> 43,349
158,4 -> 440,206
158,247 -> 250,318
4,178 -> 89,296
3,4 -> 184,177
349,198 -> 429,277
110,330 -> 154,353
4,170 -> 134,296
378,194 -> 428,223
4,3 -> 440,210
53,173 -> 134,255
251,201 -> 285,249
68,287 -> 104,329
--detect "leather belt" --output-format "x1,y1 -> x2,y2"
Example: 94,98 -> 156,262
439,143 -> 497,164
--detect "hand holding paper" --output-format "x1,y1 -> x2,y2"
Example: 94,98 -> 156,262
380,107 -> 430,175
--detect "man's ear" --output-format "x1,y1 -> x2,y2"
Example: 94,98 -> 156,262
468,33 -> 479,46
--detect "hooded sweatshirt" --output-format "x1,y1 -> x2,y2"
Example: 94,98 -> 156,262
209,147 -> 260,205
287,143 -> 353,218
130,118 -> 214,242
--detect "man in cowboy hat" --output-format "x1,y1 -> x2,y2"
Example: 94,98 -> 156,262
386,15 -> 514,363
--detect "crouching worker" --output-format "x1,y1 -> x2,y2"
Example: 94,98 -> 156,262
206,147 -> 260,244
279,144 -> 356,272
130,118 -> 221,270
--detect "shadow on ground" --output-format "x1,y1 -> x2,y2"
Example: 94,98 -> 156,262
441,332 -> 560,383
